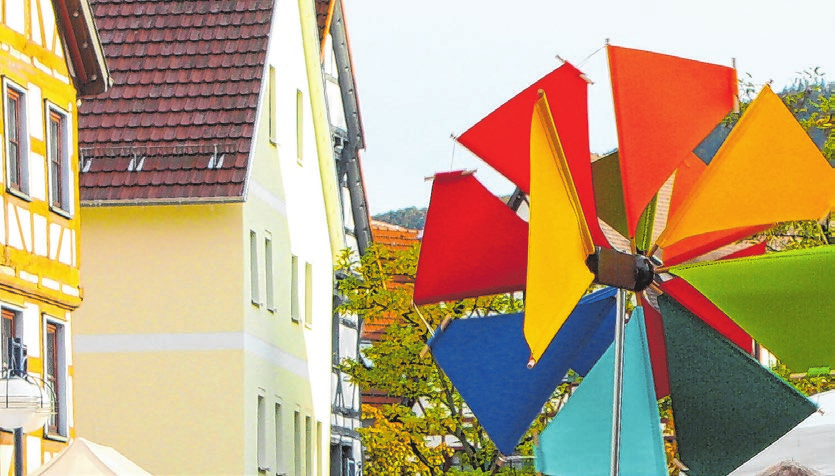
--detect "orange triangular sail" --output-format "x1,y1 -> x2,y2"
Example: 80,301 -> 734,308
525,93 -> 595,364
608,45 -> 737,237
662,153 -> 765,265
657,86 -> 835,248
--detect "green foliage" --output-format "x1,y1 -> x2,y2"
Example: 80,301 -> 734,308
772,363 -> 835,396
337,243 -> 544,474
372,206 -> 427,229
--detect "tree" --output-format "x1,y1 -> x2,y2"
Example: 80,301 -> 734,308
337,243 -> 549,475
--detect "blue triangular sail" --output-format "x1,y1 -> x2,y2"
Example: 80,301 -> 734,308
429,287 -> 617,455
536,307 -> 667,476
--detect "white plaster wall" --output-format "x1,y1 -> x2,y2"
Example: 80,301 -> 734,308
240,0 -> 335,473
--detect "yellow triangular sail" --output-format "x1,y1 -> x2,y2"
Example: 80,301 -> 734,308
525,93 -> 595,364
657,86 -> 834,249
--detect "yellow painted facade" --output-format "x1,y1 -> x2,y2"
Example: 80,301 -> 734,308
0,0 -> 94,473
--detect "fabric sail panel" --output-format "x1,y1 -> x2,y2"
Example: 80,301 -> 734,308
662,226 -> 767,267
669,246 -> 835,371
659,294 -> 816,476
525,94 -> 595,363
535,308 -> 667,476
413,171 -> 528,304
591,151 -> 628,238
457,63 -> 610,248
608,45 -> 736,237
659,277 -> 752,353
662,153 -> 766,266
429,288 -> 617,456
642,301 -> 671,399
569,298 -> 617,377
657,86 -> 834,248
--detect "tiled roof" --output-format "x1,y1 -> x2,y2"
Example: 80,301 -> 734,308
77,0 -> 274,202
370,220 -> 421,250
360,221 -> 420,341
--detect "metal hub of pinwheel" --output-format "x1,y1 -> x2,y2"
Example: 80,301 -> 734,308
585,247 -> 655,292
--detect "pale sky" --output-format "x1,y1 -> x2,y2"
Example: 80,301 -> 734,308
342,0 -> 835,215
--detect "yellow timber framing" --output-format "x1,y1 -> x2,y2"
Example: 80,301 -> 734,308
0,9 -> 82,312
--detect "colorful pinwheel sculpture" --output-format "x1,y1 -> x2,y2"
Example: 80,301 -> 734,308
417,44 -> 835,475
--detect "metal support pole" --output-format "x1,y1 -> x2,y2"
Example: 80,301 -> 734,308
13,428 -> 22,476
610,289 -> 627,476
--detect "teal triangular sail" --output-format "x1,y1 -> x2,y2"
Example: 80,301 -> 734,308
536,308 -> 667,476
659,294 -> 817,476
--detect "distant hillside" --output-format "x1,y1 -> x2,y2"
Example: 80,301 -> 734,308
373,194 -> 518,230
373,207 -> 427,230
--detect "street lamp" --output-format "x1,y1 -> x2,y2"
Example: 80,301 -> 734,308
0,338 -> 53,476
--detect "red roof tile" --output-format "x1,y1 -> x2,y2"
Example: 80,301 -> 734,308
315,0 -> 332,41
78,0 -> 274,202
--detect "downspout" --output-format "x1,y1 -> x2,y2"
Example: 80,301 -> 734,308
298,0 -> 346,259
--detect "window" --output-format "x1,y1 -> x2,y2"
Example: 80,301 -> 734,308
265,236 -> 275,311
1,308 -> 20,370
316,422 -> 322,476
294,411 -> 302,476
274,403 -> 283,475
291,256 -> 300,322
296,89 -> 303,164
304,262 -> 313,327
250,231 -> 260,305
305,416 -> 312,476
257,396 -> 267,472
47,105 -> 70,213
4,81 -> 28,195
269,66 -> 277,143
44,319 -> 67,438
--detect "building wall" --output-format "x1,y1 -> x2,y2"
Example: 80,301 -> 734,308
73,204 -> 247,475
0,0 -> 86,473
321,23 -> 365,476
239,0 -> 336,472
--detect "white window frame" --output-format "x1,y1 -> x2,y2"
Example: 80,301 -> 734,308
250,230 -> 260,306
265,233 -> 275,312
296,89 -> 303,165
1,305 -> 23,372
45,102 -> 72,217
43,316 -> 68,440
257,394 -> 268,472
3,79 -> 29,198
291,255 -> 300,322
274,401 -> 284,475
304,262 -> 313,328
269,66 -> 277,144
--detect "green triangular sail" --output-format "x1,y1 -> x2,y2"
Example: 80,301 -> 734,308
591,151 -> 657,248
535,308 -> 667,476
669,246 -> 835,371
659,294 -> 816,476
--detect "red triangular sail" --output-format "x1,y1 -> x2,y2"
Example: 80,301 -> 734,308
457,63 -> 609,248
414,171 -> 528,304
643,301 -> 671,399
608,45 -> 737,237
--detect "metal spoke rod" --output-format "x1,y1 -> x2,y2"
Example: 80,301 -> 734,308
610,288 -> 627,476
